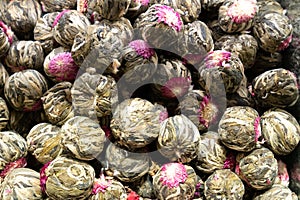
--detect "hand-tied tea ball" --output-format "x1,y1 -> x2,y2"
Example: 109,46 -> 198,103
218,0 -> 258,33
53,10 -> 91,48
4,41 -> 44,72
44,47 -> 79,82
152,162 -> 197,200
260,108 -> 300,155
110,98 -> 167,150
179,90 -> 219,132
0,0 -> 42,39
42,81 -> 74,126
118,39 -> 158,85
0,168 -> 43,199
214,34 -> 258,69
26,123 -> 62,164
0,21 -> 14,58
0,131 -> 28,177
253,184 -> 297,200
40,156 -> 95,199
4,69 -> 48,112
218,106 -> 262,152
157,114 -> 200,163
34,12 -> 60,54
194,131 -> 228,174
197,50 -> 245,94
61,116 -> 106,161
238,147 -> 278,190
125,0 -> 149,19
89,174 -> 127,200
104,143 -> 151,183
256,0 -> 285,16
0,97 -> 9,131
253,12 -> 293,53
204,169 -> 245,200
134,4 -> 184,51
251,68 -> 299,108
40,0 -> 77,12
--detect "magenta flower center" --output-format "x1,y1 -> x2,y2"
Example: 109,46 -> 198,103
254,116 -> 261,142
134,0 -> 150,6
0,157 -> 27,178
278,34 -> 292,51
160,163 -> 188,188
155,5 -> 183,32
52,10 -> 70,28
0,21 -> 14,44
92,174 -> 112,194
161,77 -> 191,99
205,50 -> 231,68
129,40 -> 155,59
40,162 -> 52,193
227,0 -> 257,24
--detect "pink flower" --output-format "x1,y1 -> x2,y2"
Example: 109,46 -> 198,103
161,77 -> 192,99
159,162 -> 188,188
223,152 -> 236,170
227,0 -> 257,24
134,0 -> 150,6
48,52 -> 79,82
52,10 -> 70,28
278,34 -> 292,51
40,162 -> 52,193
129,40 -> 155,59
204,50 -> 231,69
92,174 -> 112,194
0,21 -> 14,44
159,110 -> 169,123
155,5 -> 183,32
0,157 -> 27,178
198,96 -> 218,128
254,116 -> 261,142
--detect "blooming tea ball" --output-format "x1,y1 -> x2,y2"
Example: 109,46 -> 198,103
152,163 -> 197,199
0,0 -> 42,39
195,131 -> 228,174
40,0 -> 77,12
5,41 -> 44,72
61,116 -> 106,161
218,0 -> 258,33
4,69 -> 48,112
261,108 -> 300,155
104,143 -> 151,182
252,68 -> 299,108
253,12 -> 293,53
218,106 -> 262,152
26,123 -> 62,164
157,114 -> 200,163
111,98 -> 167,150
0,131 -> 27,175
204,169 -> 244,199
253,184 -> 297,200
197,50 -> 245,94
134,4 -> 184,51
53,10 -> 90,48
0,168 -> 42,199
238,147 -> 278,190
89,174 -> 127,200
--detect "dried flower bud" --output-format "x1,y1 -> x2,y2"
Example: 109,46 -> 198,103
157,114 -> 200,163
134,4 -> 183,50
40,0 -> 77,12
5,41 -> 44,72
104,143 -> 151,182
198,50 -> 245,94
261,108 -> 300,155
0,131 -> 27,173
26,123 -> 62,164
252,68 -> 299,108
153,163 -> 197,199
204,169 -> 245,200
4,69 -> 48,112
238,147 -> 278,190
42,82 -> 74,126
44,48 -> 79,82
0,21 -> 14,57
195,131 -> 227,173
0,0 -> 42,39
34,12 -> 60,54
53,10 -> 90,48
111,98 -> 167,149
218,106 -> 262,152
61,116 -> 106,161
0,168 -> 42,199
118,39 -> 158,84
218,0 -> 258,33
41,156 -> 95,199
215,34 -> 258,69
179,90 -> 219,132
89,174 -> 127,200
253,12 -> 293,53
253,184 -> 297,200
